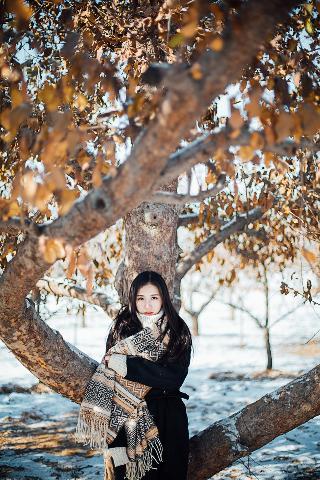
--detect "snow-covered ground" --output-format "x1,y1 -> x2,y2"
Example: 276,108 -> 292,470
1,300 -> 320,480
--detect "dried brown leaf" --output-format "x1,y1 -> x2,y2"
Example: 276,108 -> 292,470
302,248 -> 317,264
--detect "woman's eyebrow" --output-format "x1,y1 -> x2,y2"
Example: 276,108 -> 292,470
137,293 -> 159,297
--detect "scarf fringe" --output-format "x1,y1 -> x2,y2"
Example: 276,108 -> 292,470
75,412 -> 110,450
125,438 -> 163,480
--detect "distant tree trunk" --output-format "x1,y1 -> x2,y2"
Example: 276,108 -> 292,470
192,314 -> 199,336
239,315 -> 245,348
229,303 -> 236,321
262,265 -> 273,370
264,326 -> 273,370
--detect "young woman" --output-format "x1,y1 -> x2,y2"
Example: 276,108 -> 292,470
103,270 -> 193,480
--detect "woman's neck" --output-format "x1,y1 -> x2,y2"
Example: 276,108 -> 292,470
136,308 -> 164,327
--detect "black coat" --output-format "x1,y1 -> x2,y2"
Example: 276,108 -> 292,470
106,329 -> 191,480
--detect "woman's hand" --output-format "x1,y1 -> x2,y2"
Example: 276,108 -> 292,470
102,353 -> 111,364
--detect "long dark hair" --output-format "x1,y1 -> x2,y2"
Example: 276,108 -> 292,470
106,270 -> 193,363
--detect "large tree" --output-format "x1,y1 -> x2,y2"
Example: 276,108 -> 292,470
0,1 -> 319,478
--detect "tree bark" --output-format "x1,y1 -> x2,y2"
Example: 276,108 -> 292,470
114,201 -> 181,304
114,176 -> 181,304
157,130 -> 316,192
0,299 -> 98,403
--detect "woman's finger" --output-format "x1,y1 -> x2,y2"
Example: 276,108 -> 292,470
103,354 -> 111,364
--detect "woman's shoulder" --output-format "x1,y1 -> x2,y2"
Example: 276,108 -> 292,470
164,343 -> 192,368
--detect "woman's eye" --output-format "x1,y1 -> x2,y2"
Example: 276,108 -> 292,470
137,297 -> 159,301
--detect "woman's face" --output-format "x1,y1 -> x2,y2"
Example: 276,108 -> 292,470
136,283 -> 162,315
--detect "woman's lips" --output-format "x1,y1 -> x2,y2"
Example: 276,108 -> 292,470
144,312 -> 154,315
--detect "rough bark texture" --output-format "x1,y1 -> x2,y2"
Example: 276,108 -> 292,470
187,363 -> 320,479
114,175 -> 181,304
115,201 -> 181,304
0,226 -> 99,403
0,299 -> 98,403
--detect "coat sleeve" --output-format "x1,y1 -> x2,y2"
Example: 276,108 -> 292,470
125,346 -> 191,389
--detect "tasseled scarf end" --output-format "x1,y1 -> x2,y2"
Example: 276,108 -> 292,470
75,412 -> 112,450
125,438 -> 163,480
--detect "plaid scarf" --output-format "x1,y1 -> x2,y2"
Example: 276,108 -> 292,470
75,311 -> 169,480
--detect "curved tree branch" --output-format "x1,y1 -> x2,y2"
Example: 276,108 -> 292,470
157,128 -> 317,191
270,302 -> 305,328
37,277 -> 120,318
216,299 -> 263,328
1,298 -> 99,403
176,207 -> 266,281
198,290 -> 219,316
178,213 -> 201,227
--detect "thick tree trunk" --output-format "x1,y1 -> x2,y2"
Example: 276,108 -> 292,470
115,201 -> 181,304
114,177 -> 181,304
